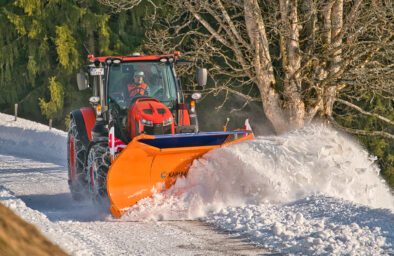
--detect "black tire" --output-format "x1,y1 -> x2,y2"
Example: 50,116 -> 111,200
67,118 -> 88,201
86,141 -> 111,204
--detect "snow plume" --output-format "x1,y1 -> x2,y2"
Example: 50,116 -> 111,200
125,123 -> 392,220
122,124 -> 393,220
174,123 -> 393,214
123,124 -> 394,255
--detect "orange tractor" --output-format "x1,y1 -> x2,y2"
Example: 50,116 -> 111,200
67,52 -> 253,218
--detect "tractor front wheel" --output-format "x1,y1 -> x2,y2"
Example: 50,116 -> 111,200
86,141 -> 111,204
67,118 -> 88,201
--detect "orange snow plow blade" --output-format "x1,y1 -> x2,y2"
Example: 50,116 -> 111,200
107,131 -> 253,218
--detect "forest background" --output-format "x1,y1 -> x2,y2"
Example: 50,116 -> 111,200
0,0 -> 392,189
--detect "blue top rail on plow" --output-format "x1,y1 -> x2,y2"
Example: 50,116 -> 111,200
139,131 -> 252,149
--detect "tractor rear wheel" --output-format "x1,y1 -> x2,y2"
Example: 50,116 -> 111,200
67,118 -> 88,201
86,141 -> 111,204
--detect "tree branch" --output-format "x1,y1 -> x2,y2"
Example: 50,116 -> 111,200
97,0 -> 143,12
335,98 -> 394,126
329,116 -> 394,139
215,0 -> 250,50
185,3 -> 232,48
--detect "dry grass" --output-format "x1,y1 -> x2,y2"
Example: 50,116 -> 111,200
0,203 -> 68,256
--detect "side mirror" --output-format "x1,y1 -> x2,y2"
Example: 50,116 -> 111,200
196,68 -> 207,88
77,72 -> 89,90
89,96 -> 100,105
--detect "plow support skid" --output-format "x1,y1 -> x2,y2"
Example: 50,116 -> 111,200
107,131 -> 253,218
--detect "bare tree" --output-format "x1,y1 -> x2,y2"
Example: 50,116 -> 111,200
143,0 -> 392,137
97,0 -> 157,13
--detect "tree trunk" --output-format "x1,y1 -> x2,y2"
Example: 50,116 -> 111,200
324,0 -> 343,116
330,0 -> 343,75
280,0 -> 305,129
244,0 -> 289,134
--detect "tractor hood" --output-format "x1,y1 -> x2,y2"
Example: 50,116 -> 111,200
129,98 -> 173,124
127,98 -> 175,136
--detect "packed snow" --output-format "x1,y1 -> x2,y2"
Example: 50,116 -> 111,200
0,112 -> 393,255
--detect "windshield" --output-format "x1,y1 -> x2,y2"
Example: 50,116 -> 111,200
107,62 -> 177,110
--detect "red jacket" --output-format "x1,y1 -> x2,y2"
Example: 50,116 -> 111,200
127,83 -> 147,97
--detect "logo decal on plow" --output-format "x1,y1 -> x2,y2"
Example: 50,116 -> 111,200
168,171 -> 188,178
161,170 -> 188,179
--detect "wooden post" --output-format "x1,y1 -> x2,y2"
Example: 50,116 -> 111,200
14,104 -> 18,121
49,119 -> 52,130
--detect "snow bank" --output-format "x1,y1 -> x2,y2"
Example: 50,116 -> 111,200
0,113 -> 67,163
123,123 -> 394,255
207,195 -> 393,255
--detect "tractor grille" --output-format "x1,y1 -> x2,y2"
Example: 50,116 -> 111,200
157,108 -> 166,114
144,123 -> 172,135
143,109 -> 153,114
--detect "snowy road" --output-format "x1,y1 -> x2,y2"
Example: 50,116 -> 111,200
0,153 -> 266,255
0,112 -> 393,255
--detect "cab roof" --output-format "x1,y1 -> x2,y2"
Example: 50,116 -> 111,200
88,53 -> 179,63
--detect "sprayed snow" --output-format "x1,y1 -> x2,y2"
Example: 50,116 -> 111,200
123,124 -> 394,255
177,125 -> 393,211
0,112 -> 393,255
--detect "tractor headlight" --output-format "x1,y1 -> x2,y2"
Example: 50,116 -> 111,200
163,117 -> 173,126
141,118 -> 153,127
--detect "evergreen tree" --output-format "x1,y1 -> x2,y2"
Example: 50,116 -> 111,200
0,0 -> 157,128
0,0 -> 112,126
39,76 -> 64,121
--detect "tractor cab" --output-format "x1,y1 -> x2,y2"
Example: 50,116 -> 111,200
107,61 -> 178,113
77,53 -> 205,143
107,60 -> 178,140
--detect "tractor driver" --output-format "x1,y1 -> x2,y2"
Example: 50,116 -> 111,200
127,71 -> 150,97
